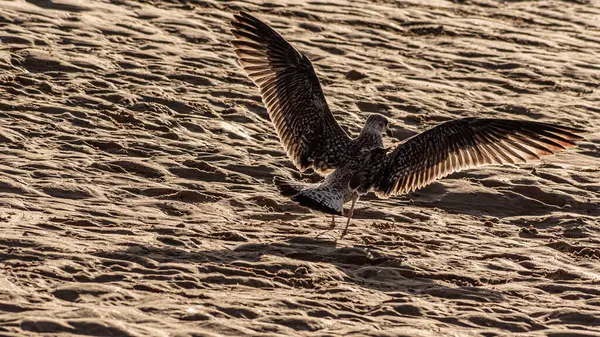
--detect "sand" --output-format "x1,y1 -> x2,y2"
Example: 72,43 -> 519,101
0,0 -> 599,336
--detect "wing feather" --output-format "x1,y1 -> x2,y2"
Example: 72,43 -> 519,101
372,118 -> 584,197
231,12 -> 351,173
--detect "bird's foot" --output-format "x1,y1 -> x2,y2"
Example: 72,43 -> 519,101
316,215 -> 337,240
339,226 -> 350,240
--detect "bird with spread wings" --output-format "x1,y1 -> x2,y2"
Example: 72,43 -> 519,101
230,12 -> 585,239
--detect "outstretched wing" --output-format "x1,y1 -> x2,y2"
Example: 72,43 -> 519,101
371,118 -> 584,197
231,12 -> 352,173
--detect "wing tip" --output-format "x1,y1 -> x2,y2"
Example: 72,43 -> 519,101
232,11 -> 266,33
558,125 -> 587,135
232,11 -> 252,22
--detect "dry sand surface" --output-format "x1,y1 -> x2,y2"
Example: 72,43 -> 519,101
1,0 -> 600,336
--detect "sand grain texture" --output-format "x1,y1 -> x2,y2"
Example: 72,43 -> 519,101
0,0 -> 599,336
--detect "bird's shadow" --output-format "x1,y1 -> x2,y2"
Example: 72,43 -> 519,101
360,174 -> 599,220
94,236 -> 506,305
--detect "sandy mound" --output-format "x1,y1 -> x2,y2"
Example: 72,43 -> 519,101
0,0 -> 599,336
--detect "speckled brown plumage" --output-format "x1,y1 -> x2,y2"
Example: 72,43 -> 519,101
231,12 -> 353,174
231,12 -> 586,238
362,118 -> 584,197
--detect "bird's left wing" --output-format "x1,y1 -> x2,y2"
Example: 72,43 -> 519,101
366,118 -> 584,198
231,12 -> 352,173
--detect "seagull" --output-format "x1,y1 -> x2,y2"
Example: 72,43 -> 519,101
230,12 -> 585,238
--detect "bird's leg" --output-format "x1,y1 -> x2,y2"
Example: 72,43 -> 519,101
340,194 -> 359,239
316,215 -> 336,239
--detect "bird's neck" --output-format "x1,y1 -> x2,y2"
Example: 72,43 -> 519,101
356,129 -> 383,149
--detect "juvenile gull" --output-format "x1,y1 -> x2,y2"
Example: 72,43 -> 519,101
230,12 -> 585,238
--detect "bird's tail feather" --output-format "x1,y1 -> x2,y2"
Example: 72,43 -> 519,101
273,176 -> 305,197
273,176 -> 343,215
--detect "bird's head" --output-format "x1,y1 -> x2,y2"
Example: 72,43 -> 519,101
364,114 -> 389,134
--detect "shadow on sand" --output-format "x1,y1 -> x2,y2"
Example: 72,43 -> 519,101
93,236 -> 506,305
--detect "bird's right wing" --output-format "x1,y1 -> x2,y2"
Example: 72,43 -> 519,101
369,118 -> 584,198
231,12 -> 352,173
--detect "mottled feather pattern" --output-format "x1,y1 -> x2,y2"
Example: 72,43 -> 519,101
373,118 -> 584,197
349,147 -> 389,192
231,12 -> 352,173
273,176 -> 343,214
293,188 -> 344,215
275,160 -> 361,215
232,12 -> 585,222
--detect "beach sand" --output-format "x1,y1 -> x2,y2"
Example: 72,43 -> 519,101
1,0 -> 599,336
